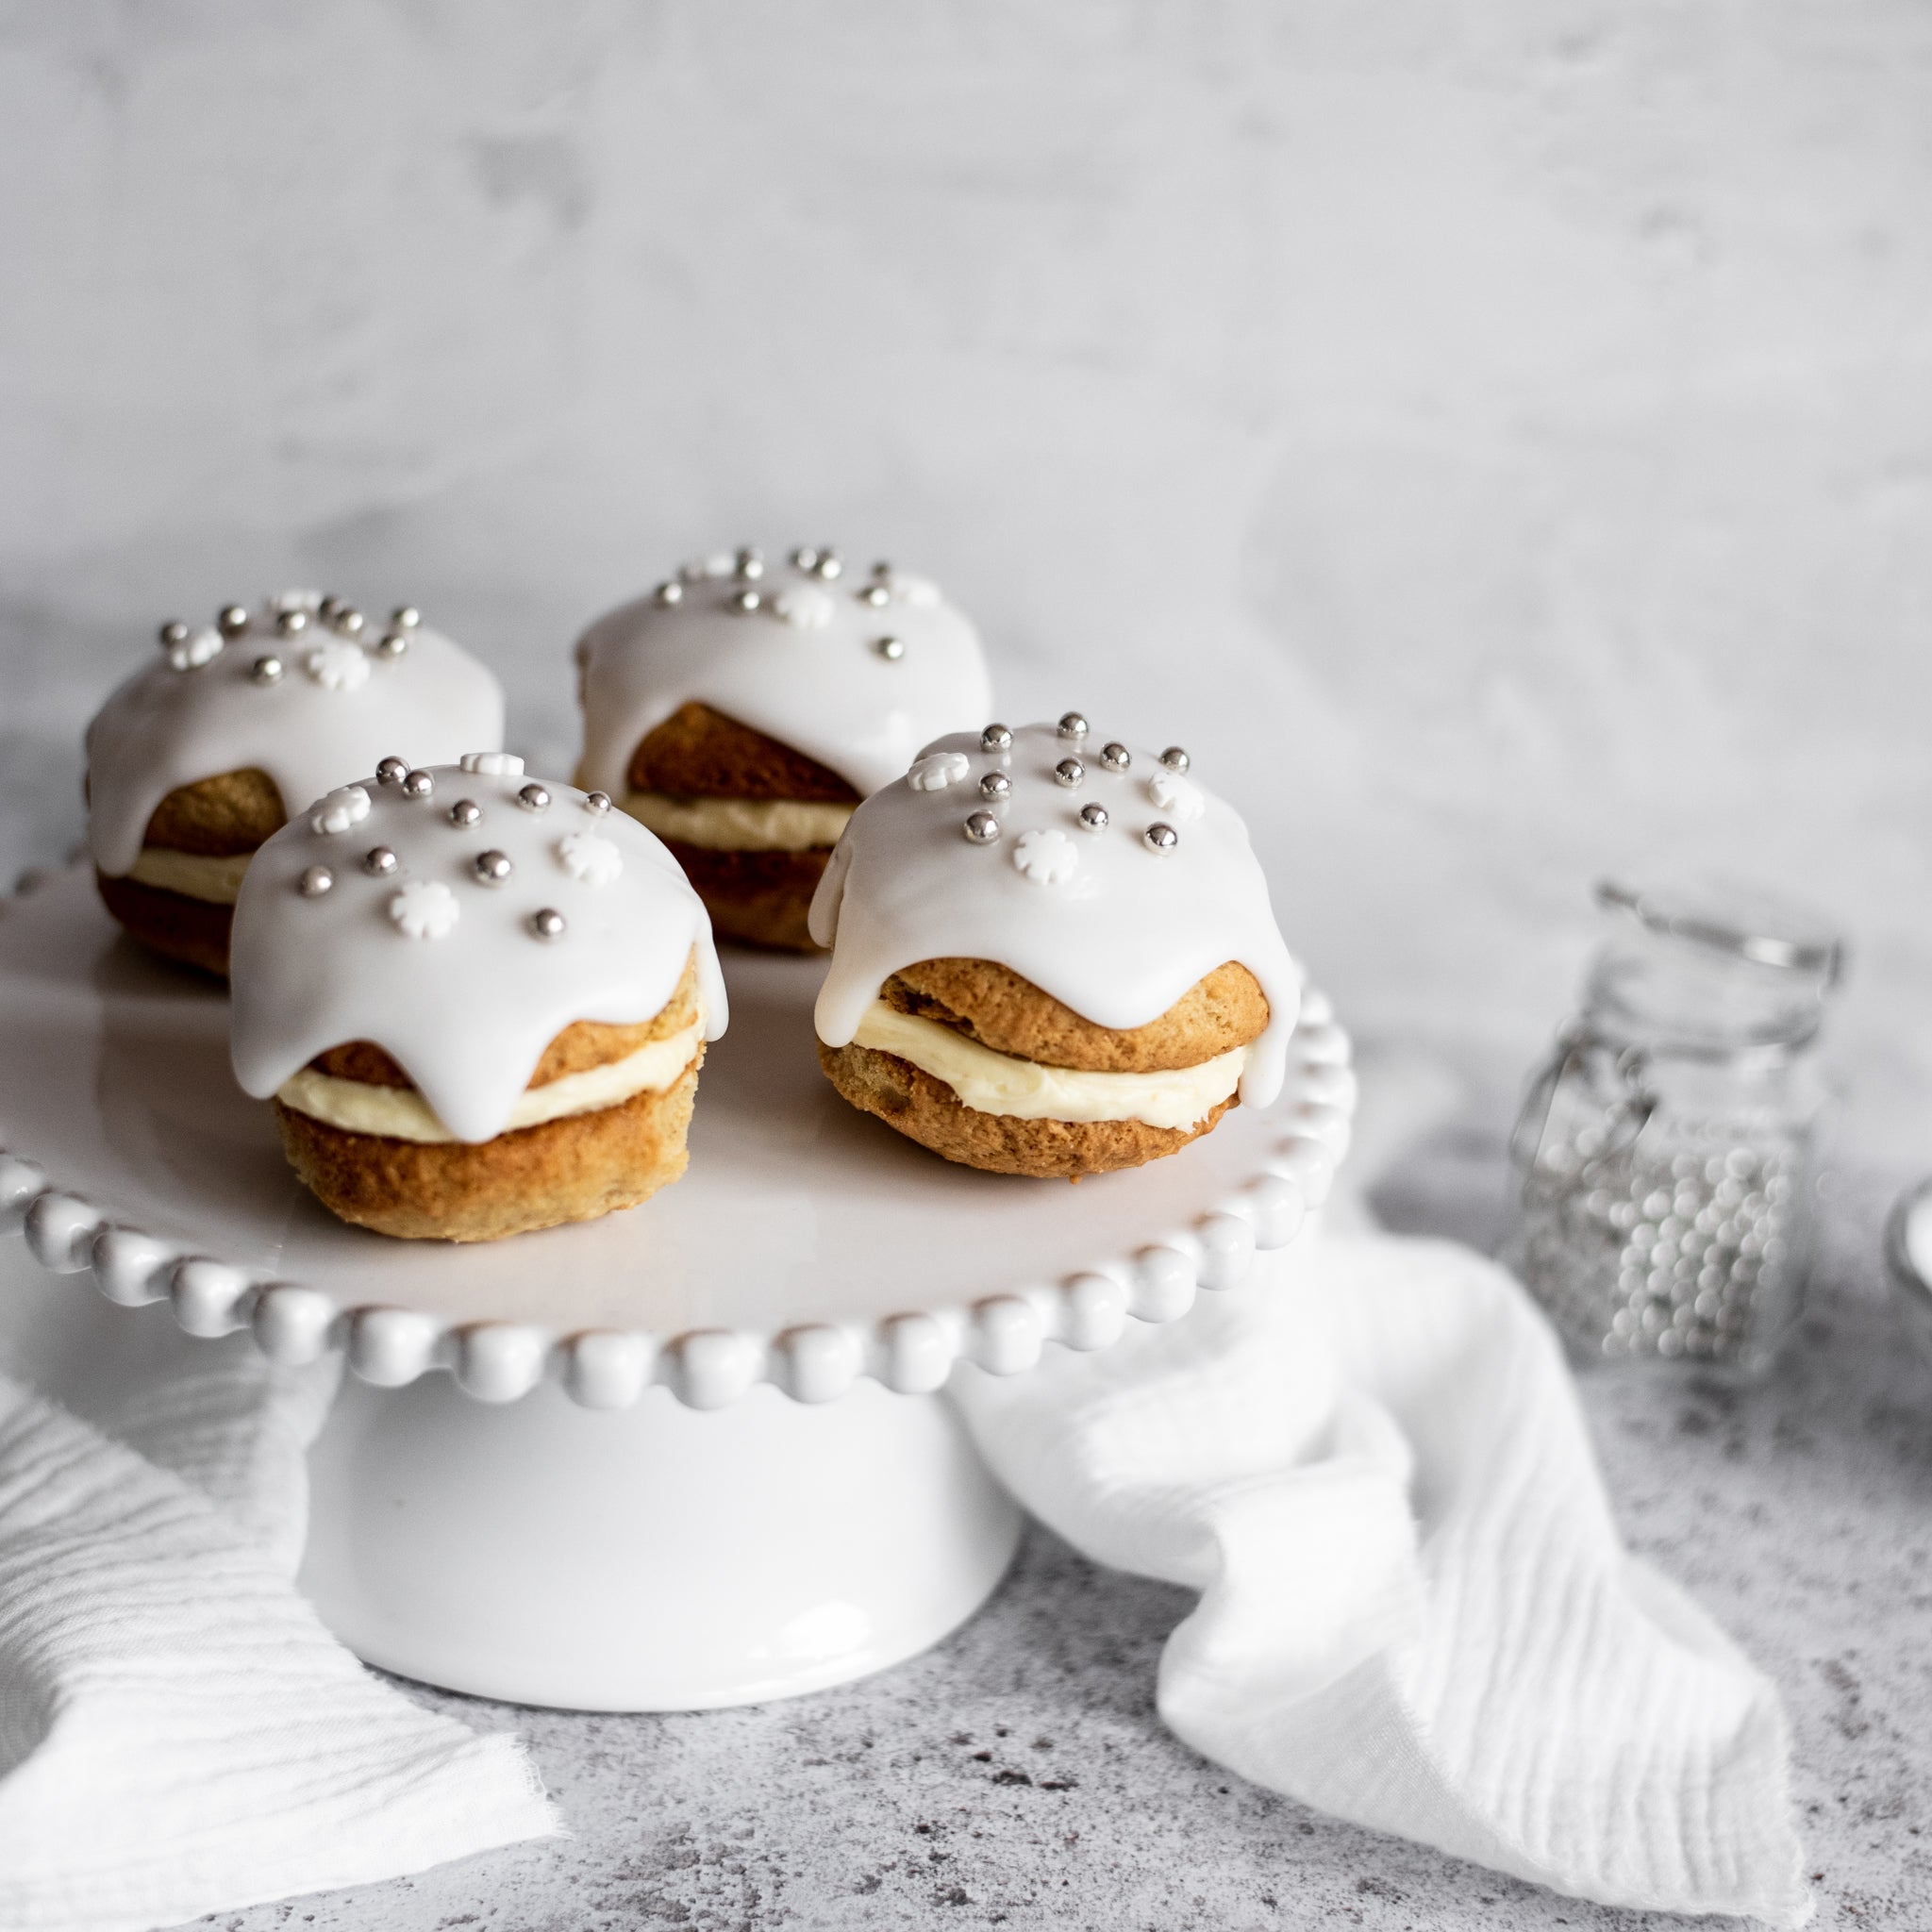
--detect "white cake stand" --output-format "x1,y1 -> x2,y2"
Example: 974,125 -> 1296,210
0,866 -> 1354,1710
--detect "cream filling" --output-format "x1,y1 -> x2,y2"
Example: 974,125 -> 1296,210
125,845 -> 255,906
623,791 -> 854,853
851,1001 -> 1247,1130
275,1018 -> 705,1144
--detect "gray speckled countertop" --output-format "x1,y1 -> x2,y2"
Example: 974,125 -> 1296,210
173,1153 -> 1928,1932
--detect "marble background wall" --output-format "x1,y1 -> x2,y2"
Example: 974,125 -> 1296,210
4,2 -> 1928,1152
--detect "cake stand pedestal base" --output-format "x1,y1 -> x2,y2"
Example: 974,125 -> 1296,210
299,1371 -> 1023,1712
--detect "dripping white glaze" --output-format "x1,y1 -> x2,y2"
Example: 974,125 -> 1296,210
574,551 -> 993,800
809,723 -> 1302,1110
230,760 -> 727,1144
86,600 -> 505,877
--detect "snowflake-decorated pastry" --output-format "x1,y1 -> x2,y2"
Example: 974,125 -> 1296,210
229,760 -> 726,1241
571,542 -> 992,951
808,722 -> 1301,1180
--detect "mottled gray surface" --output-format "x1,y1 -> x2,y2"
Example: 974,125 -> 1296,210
170,1144 -> 1929,1932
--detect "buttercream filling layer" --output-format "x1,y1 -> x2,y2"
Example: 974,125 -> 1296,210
851,1001 -> 1246,1130
125,845 -> 255,905
623,790 -> 853,853
275,1018 -> 705,1144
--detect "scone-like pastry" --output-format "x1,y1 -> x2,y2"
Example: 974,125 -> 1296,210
809,719 -> 1300,1179
229,754 -> 726,1241
574,546 -> 992,951
86,591 -> 505,977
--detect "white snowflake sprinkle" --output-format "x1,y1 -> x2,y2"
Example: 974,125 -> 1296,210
459,751 -> 525,777
908,751 -> 971,792
1012,826 -> 1081,886
309,784 -> 372,835
304,639 -> 371,691
271,588 -> 324,617
557,829 -> 624,887
888,572 -> 942,609
166,625 -> 224,671
683,552 -> 736,580
1145,770 -> 1206,823
773,585 -> 835,629
388,878 -> 460,940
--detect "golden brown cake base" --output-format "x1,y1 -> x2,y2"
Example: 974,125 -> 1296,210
273,1056 -> 703,1241
660,841 -> 830,952
818,1041 -> 1233,1180
94,868 -> 235,978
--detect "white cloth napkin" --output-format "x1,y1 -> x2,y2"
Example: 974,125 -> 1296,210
954,1224 -> 1812,1926
0,1259 -> 560,1932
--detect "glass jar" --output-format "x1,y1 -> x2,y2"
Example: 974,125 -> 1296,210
1507,875 -> 1842,1377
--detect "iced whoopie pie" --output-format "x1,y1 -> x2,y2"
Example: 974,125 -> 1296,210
229,754 -> 726,1241
86,591 -> 504,977
809,719 -> 1301,1179
574,546 -> 992,951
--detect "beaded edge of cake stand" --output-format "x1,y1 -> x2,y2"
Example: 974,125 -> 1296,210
0,869 -> 1352,1409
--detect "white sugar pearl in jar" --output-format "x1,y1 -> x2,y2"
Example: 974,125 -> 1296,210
1506,875 -> 1843,1379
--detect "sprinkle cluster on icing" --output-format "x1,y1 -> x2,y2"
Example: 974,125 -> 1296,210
230,756 -> 728,1144
809,718 -> 1303,1109
86,592 -> 506,878
574,547 -> 994,800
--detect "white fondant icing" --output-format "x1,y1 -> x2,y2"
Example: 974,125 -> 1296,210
1145,769 -> 1206,823
86,604 -> 505,878
1011,826 -> 1079,887
231,763 -> 727,1144
558,829 -> 624,886
304,639 -> 371,691
908,752 -> 971,792
810,723 -> 1301,1110
310,785 -> 371,836
389,878 -> 459,940
461,750 -> 525,776
574,545 -> 992,800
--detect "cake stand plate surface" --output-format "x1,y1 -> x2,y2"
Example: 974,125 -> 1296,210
0,866 -> 1354,1709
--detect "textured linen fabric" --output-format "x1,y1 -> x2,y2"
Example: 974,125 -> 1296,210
0,1274 -> 560,1932
953,1229 -> 1812,1927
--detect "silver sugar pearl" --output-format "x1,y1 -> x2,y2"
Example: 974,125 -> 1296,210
297,864 -> 334,898
1143,822 -> 1178,854
473,849 -> 513,885
874,635 -> 905,660
334,607 -> 364,636
585,791 -> 612,814
448,798 -> 482,826
962,809 -> 1001,845
979,772 -> 1011,802
375,756 -> 409,787
729,588 -> 762,614
734,546 -> 765,581
860,583 -> 891,608
1159,745 -> 1191,772
276,608 -> 309,636
1077,802 -> 1109,832
318,594 -> 344,622
250,654 -> 284,685
872,559 -> 891,578
791,546 -> 820,573
1055,757 -> 1084,788
980,724 -> 1012,751
218,605 -> 251,636
1058,711 -> 1090,740
391,606 -> 422,629
401,768 -> 435,800
653,579 -> 684,607
813,550 -> 842,580
517,782 -> 552,812
362,845 -> 398,875
158,620 -> 189,649
375,631 -> 408,658
1100,741 -> 1131,773
530,907 -> 568,941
